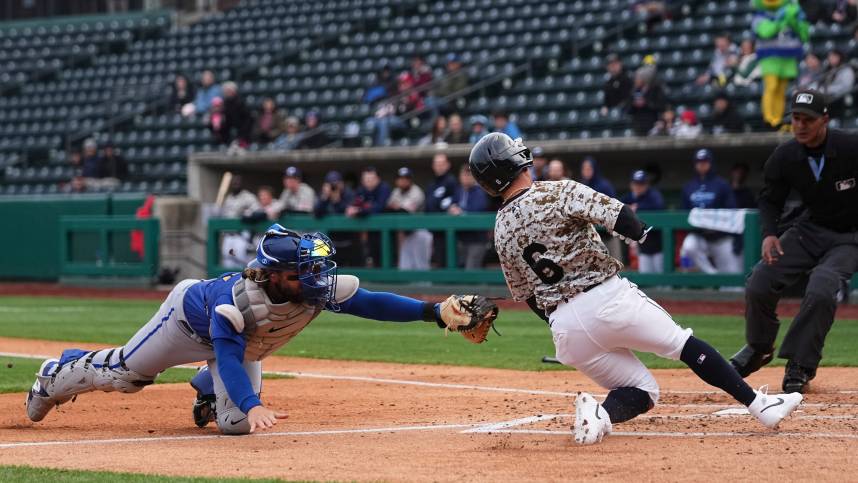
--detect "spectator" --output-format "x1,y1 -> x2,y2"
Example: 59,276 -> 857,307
491,109 -> 522,139
370,72 -> 424,146
696,33 -> 739,87
817,49 -> 855,119
419,115 -> 448,145
710,92 -> 746,134
729,161 -> 756,268
797,52 -> 823,89
648,107 -> 678,136
425,152 -> 458,213
244,185 -> 284,222
410,55 -> 433,90
579,156 -> 616,197
170,73 -> 195,113
602,53 -> 633,114
273,116 -> 303,150
80,138 -> 102,179
67,174 -> 88,194
220,175 -> 257,218
831,0 -> 858,24
530,146 -> 548,181
444,113 -> 468,144
314,170 -> 362,266
347,167 -> 392,267
425,152 -> 459,267
621,170 -> 665,273
674,109 -> 703,139
219,175 -> 258,268
297,111 -> 331,149
100,143 -> 128,182
314,170 -> 353,217
346,166 -> 391,218
279,166 -> 315,214
731,39 -> 761,87
432,53 -> 469,115
546,159 -> 569,181
629,64 -> 667,136
67,150 -> 82,170
252,97 -> 286,144
580,155 -> 620,260
207,97 -> 229,144
679,148 -> 740,274
468,115 -> 489,143
730,162 -> 755,209
221,81 -> 252,147
363,63 -> 396,105
388,167 -> 432,270
448,165 -> 490,269
190,70 -> 223,116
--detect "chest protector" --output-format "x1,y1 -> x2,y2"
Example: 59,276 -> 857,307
230,278 -> 320,360
215,275 -> 360,361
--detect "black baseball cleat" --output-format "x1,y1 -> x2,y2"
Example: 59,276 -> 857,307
782,362 -> 817,394
192,394 -> 216,428
730,345 -> 774,378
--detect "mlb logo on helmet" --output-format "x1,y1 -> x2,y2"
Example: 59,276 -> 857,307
796,93 -> 813,104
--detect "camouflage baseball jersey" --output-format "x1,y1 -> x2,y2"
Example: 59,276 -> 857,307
495,180 -> 624,310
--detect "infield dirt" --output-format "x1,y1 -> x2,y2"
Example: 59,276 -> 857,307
0,337 -> 856,482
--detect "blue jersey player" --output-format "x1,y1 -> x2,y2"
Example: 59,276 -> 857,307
27,224 -> 476,434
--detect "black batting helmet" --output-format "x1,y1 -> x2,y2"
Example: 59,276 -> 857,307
468,133 -> 533,197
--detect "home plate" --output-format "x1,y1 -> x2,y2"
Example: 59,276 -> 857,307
713,408 -> 750,416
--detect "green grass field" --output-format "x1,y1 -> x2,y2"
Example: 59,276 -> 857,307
0,466 -> 314,483
1,296 -> 858,371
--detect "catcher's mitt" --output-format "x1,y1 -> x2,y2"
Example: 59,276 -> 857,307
438,295 -> 499,344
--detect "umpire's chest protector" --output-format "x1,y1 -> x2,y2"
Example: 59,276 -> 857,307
230,278 -> 320,361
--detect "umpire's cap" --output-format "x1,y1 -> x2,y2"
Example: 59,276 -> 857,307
790,88 -> 828,118
468,133 -> 533,197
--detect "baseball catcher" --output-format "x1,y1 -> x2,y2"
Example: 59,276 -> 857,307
27,224 -> 497,435
469,133 -> 802,445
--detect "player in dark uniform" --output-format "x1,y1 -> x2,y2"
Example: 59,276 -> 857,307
731,89 -> 858,393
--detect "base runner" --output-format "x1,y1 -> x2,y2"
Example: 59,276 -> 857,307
468,133 -> 802,445
26,224 -> 497,434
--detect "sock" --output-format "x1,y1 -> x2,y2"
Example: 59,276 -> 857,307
601,387 -> 654,423
680,336 -> 756,406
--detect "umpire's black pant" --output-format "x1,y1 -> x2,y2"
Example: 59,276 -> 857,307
745,219 -> 858,369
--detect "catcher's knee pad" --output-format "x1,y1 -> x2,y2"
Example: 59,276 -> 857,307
216,407 -> 251,435
46,349 -> 154,400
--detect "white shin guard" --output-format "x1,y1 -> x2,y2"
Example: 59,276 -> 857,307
44,350 -> 155,402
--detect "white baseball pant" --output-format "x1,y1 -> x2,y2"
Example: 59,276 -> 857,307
637,252 -> 663,274
57,279 -> 262,434
549,276 -> 693,404
680,233 -> 741,274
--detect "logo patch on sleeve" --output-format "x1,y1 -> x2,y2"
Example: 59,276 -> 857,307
835,178 -> 856,191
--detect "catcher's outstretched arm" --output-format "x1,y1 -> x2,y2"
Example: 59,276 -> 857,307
336,288 -> 443,325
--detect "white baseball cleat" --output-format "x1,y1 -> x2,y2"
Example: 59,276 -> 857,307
26,358 -> 60,422
748,385 -> 803,429
573,392 -> 612,445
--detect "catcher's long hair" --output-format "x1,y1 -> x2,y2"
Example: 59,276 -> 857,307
241,267 -> 272,284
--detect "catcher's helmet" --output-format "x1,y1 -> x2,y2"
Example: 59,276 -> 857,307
468,133 -> 533,197
248,223 -> 338,306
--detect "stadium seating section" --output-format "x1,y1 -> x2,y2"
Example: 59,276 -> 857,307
0,0 -> 855,195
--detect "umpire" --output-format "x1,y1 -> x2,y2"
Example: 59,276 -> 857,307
731,88 -> 858,393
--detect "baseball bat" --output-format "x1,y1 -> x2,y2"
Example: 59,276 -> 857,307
215,171 -> 233,208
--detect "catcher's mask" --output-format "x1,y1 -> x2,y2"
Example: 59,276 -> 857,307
248,223 -> 338,307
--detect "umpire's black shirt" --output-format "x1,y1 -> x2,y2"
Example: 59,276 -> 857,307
759,128 -> 858,237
